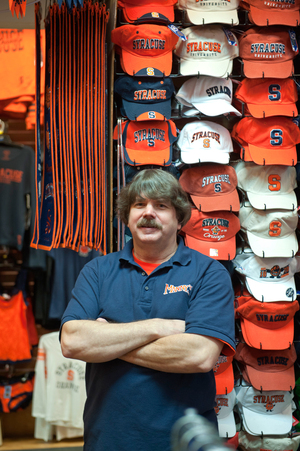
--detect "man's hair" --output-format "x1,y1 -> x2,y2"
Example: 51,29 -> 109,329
116,169 -> 191,227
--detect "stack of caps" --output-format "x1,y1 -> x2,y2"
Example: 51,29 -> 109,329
176,0 -> 240,25
112,3 -> 180,168
179,164 -> 240,260
174,24 -> 239,77
213,355 -> 236,437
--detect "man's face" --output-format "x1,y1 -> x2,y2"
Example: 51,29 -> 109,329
127,195 -> 181,248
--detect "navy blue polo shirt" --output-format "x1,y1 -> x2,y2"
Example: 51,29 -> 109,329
61,237 -> 235,451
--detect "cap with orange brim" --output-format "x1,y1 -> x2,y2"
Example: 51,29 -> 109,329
235,342 -> 297,392
113,119 -> 177,166
214,355 -> 234,395
179,164 -> 240,213
181,209 -> 240,260
118,0 -> 177,23
111,24 -> 179,77
231,116 -> 300,166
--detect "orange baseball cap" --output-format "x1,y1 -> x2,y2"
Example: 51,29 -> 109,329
214,355 -> 234,395
111,24 -> 179,77
238,27 -> 298,78
179,164 -> 240,212
113,119 -> 177,166
234,78 -> 298,118
231,116 -> 300,166
235,342 -> 297,391
239,0 -> 300,26
181,208 -> 240,260
235,295 -> 299,350
118,0 -> 177,23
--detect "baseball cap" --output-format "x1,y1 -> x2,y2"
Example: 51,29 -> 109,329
175,76 -> 242,117
114,76 -> 174,121
231,116 -> 300,166
233,78 -> 298,118
238,205 -> 299,258
213,355 -> 234,395
238,26 -> 299,79
232,161 -> 297,210
181,208 -> 240,260
239,0 -> 300,26
233,253 -> 300,302
178,121 -> 233,165
179,164 -> 240,212
215,389 -> 237,438
117,0 -> 177,24
235,295 -> 299,349
235,343 -> 297,391
238,430 -> 300,451
177,0 -> 240,25
174,25 -> 239,77
113,119 -> 177,166
111,24 -> 179,77
236,382 -> 294,436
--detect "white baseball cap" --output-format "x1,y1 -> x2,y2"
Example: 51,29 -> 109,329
175,76 -> 242,117
236,382 -> 294,436
215,389 -> 237,438
233,252 -> 300,302
177,120 -> 233,164
232,161 -> 297,210
177,0 -> 240,25
239,205 -> 299,258
174,25 -> 239,77
239,430 -> 300,451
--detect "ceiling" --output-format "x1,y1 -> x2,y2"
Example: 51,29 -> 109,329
0,0 -> 47,29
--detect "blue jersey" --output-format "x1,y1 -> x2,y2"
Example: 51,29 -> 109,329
61,237 -> 235,451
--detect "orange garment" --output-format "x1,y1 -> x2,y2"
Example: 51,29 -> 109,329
0,291 -> 32,363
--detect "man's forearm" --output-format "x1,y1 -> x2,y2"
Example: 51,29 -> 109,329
120,333 -> 224,373
60,318 -> 185,363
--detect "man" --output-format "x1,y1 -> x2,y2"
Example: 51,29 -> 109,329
60,168 -> 235,451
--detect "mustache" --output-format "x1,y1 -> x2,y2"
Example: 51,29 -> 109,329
137,218 -> 163,230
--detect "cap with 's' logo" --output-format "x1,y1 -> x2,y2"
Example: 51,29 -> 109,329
111,24 -> 179,77
113,119 -> 177,166
114,75 -> 174,121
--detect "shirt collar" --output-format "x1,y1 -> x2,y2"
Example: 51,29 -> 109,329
119,235 -> 191,268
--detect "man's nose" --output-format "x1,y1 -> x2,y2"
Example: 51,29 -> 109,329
143,202 -> 156,217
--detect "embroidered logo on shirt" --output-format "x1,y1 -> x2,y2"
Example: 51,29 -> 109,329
163,283 -> 193,295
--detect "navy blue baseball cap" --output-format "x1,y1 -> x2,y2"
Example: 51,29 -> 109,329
114,75 -> 175,121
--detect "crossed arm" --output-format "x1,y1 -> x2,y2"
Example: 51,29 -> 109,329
60,318 -> 223,373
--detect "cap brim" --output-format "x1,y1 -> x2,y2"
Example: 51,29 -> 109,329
215,364 -> 234,395
190,190 -> 240,213
249,6 -> 300,26
122,98 -> 171,121
124,147 -> 172,166
246,364 -> 295,392
245,276 -> 297,302
217,410 -> 237,438
246,230 -> 299,258
241,402 -> 293,436
184,233 -> 237,260
246,102 -> 298,119
121,50 -> 173,77
240,317 -> 295,350
179,59 -> 233,78
242,59 -> 295,79
191,99 -> 242,117
180,150 -> 230,165
121,4 -> 175,23
246,143 -> 297,166
247,190 -> 297,210
185,8 -> 239,25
